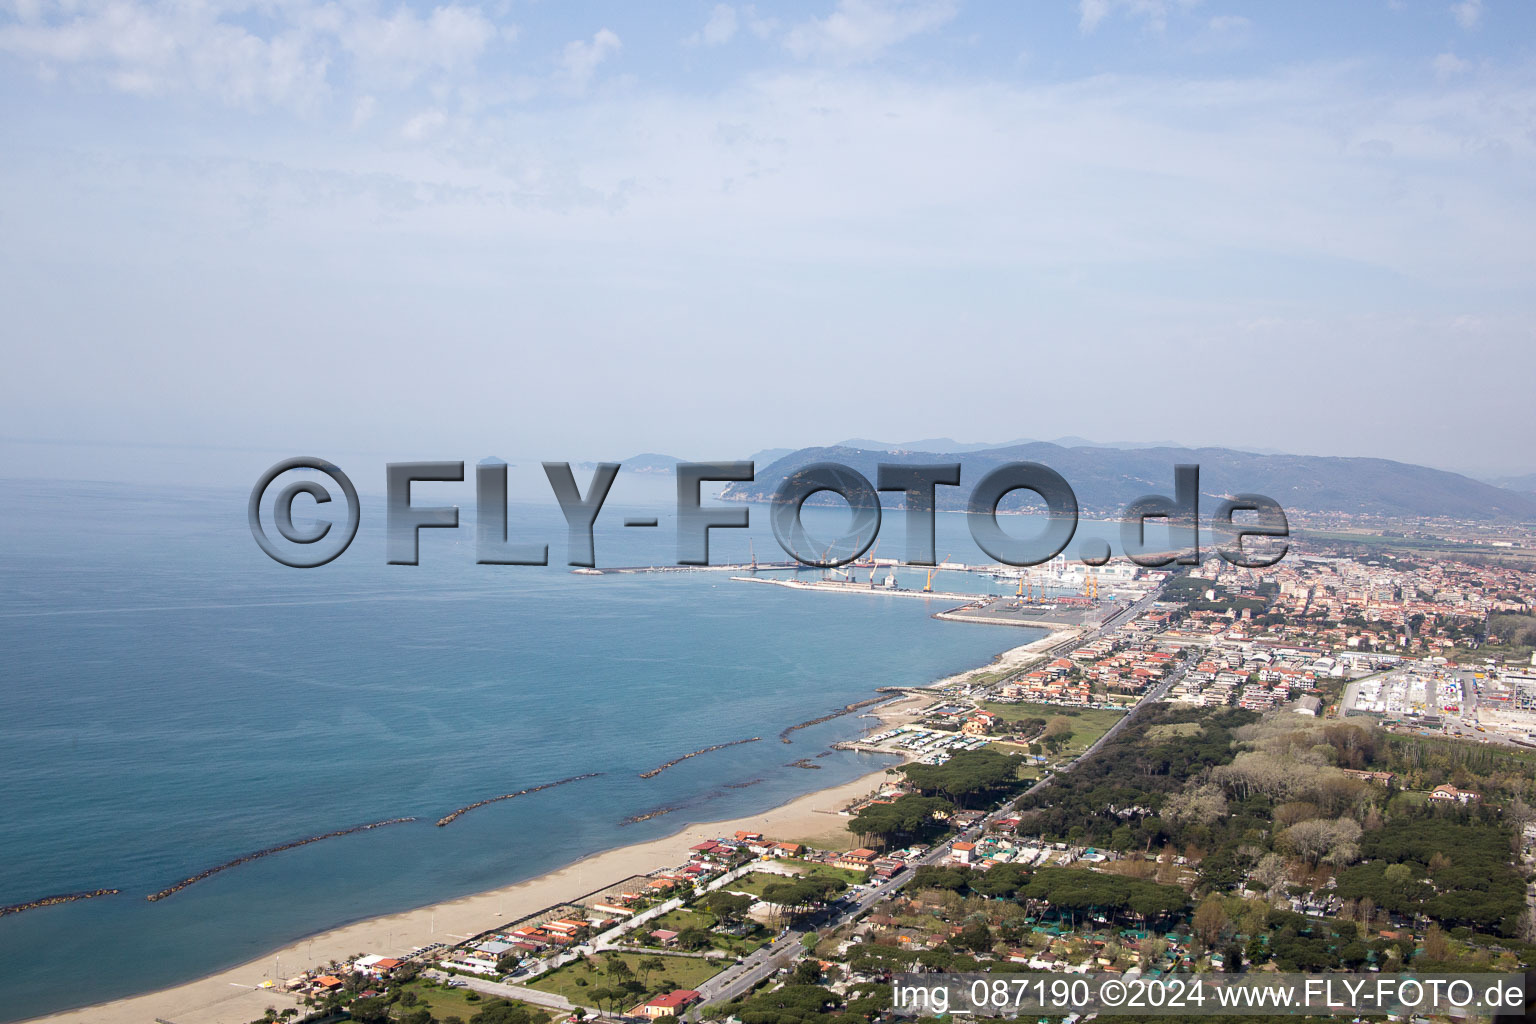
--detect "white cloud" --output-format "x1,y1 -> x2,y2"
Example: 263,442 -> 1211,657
1079,0 -> 1111,33
1188,12 -> 1250,50
401,108 -> 446,139
783,0 -> 956,62
744,6 -> 780,39
0,0 -> 327,105
1079,0 -> 1201,35
5,55 -> 1536,470
559,27 -> 620,92
684,4 -> 738,47
1450,0 -> 1482,30
1432,51 -> 1469,79
343,5 -> 500,87
0,0 -> 508,107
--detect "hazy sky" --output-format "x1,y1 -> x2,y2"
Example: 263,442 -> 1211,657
3,0 -> 1534,484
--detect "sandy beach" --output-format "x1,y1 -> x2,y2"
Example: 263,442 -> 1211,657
25,633 -> 1052,1024
24,771 -> 894,1024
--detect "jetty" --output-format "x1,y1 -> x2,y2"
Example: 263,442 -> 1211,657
437,772 -> 604,827
619,805 -> 679,826
778,694 -> 902,743
146,818 -> 416,902
0,888 -> 119,918
638,737 -> 761,778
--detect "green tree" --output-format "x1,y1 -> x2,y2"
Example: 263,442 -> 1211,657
706,891 -> 754,924
901,749 -> 1026,808
958,920 -> 993,954
347,997 -> 391,1024
638,956 -> 665,987
848,794 -> 953,848
675,927 -> 712,950
605,956 -> 633,983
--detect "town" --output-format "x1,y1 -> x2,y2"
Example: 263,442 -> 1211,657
231,532 -> 1536,1024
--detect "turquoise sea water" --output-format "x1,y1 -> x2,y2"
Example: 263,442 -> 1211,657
0,477 -> 1049,1019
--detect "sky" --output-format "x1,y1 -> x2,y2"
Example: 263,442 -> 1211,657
2,0 -> 1535,485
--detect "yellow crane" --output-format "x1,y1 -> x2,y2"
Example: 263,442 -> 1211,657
923,554 -> 952,593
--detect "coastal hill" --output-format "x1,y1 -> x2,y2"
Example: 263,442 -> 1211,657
717,442 -> 1536,522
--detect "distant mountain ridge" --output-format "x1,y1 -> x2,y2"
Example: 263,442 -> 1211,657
839,435 -> 1290,455
1488,473 -> 1536,495
718,442 -> 1536,521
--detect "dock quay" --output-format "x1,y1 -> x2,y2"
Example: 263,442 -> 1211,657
934,608 -> 1090,630
575,562 -> 806,575
730,576 -> 984,601
935,594 -> 1121,631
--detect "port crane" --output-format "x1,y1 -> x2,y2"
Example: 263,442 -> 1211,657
865,540 -> 881,586
822,545 -> 853,582
922,554 -> 952,593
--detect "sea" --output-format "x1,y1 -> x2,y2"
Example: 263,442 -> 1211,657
0,470 -> 1129,1019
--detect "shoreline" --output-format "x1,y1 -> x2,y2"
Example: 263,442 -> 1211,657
23,771 -> 897,1024
24,633 -> 1054,1024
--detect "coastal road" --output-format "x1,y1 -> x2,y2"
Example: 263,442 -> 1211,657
694,794 -> 1001,1013
584,588 -> 1185,1018
697,930 -> 805,1004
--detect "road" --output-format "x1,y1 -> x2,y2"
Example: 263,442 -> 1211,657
445,585 -> 1180,1020
696,930 -> 804,1004
693,585 -> 1181,1015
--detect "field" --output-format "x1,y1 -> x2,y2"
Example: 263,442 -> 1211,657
982,702 -> 1125,757
641,906 -> 770,955
399,978 -> 548,1021
527,949 -> 724,1008
785,819 -> 861,852
722,862 -> 865,897
986,742 -> 1048,777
